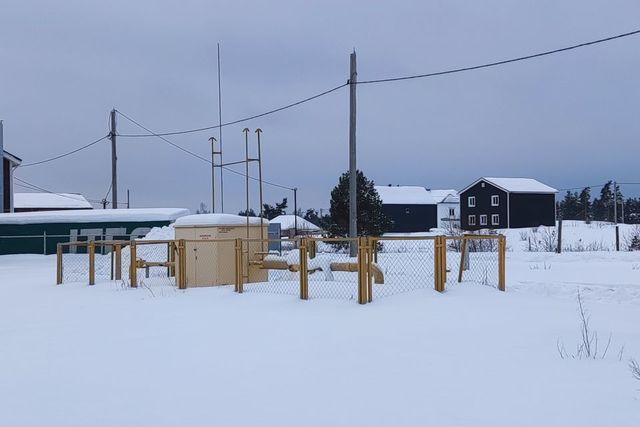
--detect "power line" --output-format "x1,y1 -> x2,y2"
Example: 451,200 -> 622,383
116,83 -> 348,138
115,110 -> 295,191
19,135 -> 109,167
357,29 -> 640,84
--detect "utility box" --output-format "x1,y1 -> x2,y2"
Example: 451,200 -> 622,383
174,214 -> 268,287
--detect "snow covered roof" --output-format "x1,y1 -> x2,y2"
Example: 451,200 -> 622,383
461,177 -> 558,194
0,208 -> 190,225
174,213 -> 268,227
428,189 -> 458,204
3,150 -> 22,165
375,186 -> 437,205
14,193 -> 92,209
270,215 -> 321,231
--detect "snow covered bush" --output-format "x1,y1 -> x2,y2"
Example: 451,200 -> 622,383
623,225 -> 640,251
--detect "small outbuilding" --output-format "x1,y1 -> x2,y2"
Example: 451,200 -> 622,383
2,150 -> 22,213
173,214 -> 268,287
269,214 -> 321,238
459,177 -> 557,230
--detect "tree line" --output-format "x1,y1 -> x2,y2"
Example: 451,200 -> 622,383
557,181 -> 640,223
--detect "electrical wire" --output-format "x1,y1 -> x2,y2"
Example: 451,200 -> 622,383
357,29 -> 640,84
19,135 -> 110,167
115,110 -> 295,191
116,82 -> 348,138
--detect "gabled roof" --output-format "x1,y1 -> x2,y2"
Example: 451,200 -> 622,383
460,177 -> 557,194
428,189 -> 458,204
14,193 -> 92,209
3,150 -> 22,165
375,186 -> 437,205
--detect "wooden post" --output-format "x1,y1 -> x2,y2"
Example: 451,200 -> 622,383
458,237 -> 468,283
115,244 -> 122,281
498,235 -> 506,292
238,239 -> 245,294
557,218 -> 563,254
235,238 -> 242,292
366,237 -> 373,303
178,239 -> 187,289
88,240 -> 95,286
130,241 -> 137,288
434,236 -> 445,292
615,225 -> 620,251
299,238 -> 309,300
56,244 -> 63,285
356,237 -> 367,304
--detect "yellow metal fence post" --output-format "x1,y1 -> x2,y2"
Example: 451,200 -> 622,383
434,236 -> 445,293
299,238 -> 309,300
238,239 -> 245,294
56,244 -> 63,285
178,239 -> 187,289
498,235 -> 506,292
88,240 -> 95,286
458,236 -> 468,283
357,236 -> 368,305
130,241 -> 137,288
115,244 -> 122,281
234,238 -> 242,293
367,237 -> 373,303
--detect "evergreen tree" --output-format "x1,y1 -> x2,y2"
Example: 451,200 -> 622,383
238,208 -> 256,217
262,198 -> 288,220
577,187 -> 591,222
196,202 -> 210,214
328,170 -> 391,237
592,181 -> 613,221
559,191 -> 580,220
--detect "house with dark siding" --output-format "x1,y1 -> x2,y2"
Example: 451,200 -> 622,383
375,186 -> 458,232
459,177 -> 557,231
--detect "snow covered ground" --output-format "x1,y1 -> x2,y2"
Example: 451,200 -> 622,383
1,247 -> 639,426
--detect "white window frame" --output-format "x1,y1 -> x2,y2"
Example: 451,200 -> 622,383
468,215 -> 476,226
491,214 -> 499,225
491,195 -> 499,206
468,196 -> 476,207
480,214 -> 487,226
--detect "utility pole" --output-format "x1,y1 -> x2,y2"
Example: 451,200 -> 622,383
348,50 -> 357,257
243,128 -> 250,239
209,136 -> 217,212
614,180 -> 619,251
110,109 -> 118,209
217,43 -> 225,213
127,189 -> 130,209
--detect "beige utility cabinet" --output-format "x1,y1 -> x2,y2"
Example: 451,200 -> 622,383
174,214 -> 268,287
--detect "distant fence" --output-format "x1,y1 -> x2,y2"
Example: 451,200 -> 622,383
2,233 -> 151,256
56,234 -> 506,304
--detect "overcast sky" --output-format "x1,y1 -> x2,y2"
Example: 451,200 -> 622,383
1,0 -> 639,214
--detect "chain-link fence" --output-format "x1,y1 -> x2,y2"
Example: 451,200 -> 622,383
240,238 -> 301,296
301,238 -> 362,300
445,235 -> 505,290
127,240 -> 177,289
369,236 -> 437,299
57,242 -> 91,284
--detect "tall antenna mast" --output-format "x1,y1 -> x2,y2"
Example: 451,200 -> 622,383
217,43 -> 224,212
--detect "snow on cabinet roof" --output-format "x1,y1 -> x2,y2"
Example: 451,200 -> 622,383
375,186 -> 436,205
461,177 -> 558,194
270,215 -> 321,231
174,213 -> 268,227
0,208 -> 190,225
14,193 -> 92,209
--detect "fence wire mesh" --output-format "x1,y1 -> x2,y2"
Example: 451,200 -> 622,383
241,238 -> 300,296
93,242 -> 127,284
304,238 -> 361,300
128,241 -> 177,289
370,237 -> 436,299
59,242 -> 90,284
445,235 -> 501,289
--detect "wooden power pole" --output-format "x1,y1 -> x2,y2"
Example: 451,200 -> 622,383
349,50 -> 357,257
110,109 -> 118,209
